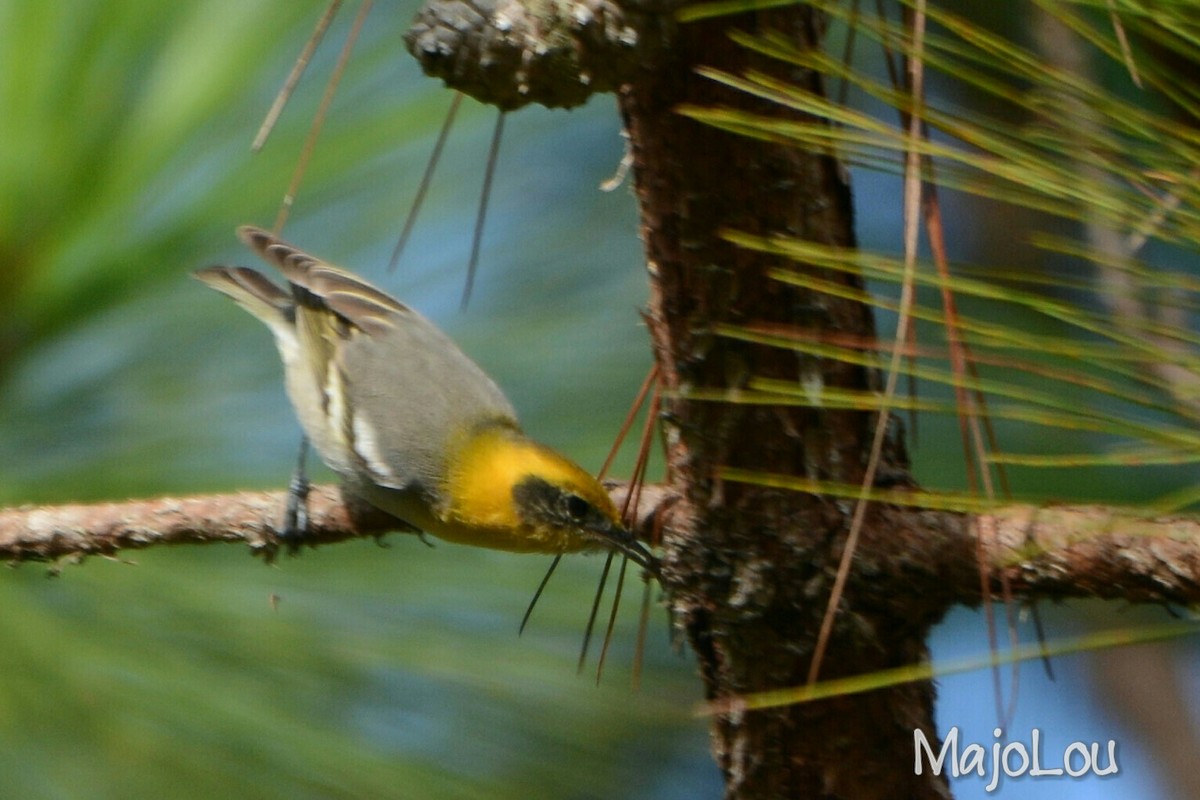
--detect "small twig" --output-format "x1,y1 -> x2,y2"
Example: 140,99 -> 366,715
273,0 -> 373,232
252,0 -> 344,153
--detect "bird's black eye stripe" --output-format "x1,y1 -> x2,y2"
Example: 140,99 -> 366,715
562,493 -> 591,521
513,477 -> 591,525
513,477 -> 610,530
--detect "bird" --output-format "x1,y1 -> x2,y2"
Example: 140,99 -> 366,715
195,226 -> 655,572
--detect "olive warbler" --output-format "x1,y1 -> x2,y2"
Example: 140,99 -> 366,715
196,226 -> 654,570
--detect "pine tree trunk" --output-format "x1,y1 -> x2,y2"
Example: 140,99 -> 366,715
618,8 -> 951,799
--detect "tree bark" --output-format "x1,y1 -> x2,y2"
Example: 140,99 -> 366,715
612,7 -> 956,798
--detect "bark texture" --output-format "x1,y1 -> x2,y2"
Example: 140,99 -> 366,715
613,8 -> 949,798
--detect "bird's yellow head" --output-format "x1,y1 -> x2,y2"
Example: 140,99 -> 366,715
439,421 -> 654,570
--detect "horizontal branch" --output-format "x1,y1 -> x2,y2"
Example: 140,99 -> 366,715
977,504 -> 1200,605
1,488 -> 1198,608
885,503 -> 1200,608
0,483 -> 677,565
0,486 -> 366,563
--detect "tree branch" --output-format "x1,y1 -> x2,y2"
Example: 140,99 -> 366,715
3,488 -> 1198,608
0,483 -> 679,565
0,486 -> 368,563
881,504 -> 1200,609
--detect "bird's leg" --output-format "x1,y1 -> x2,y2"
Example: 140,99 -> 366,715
281,435 -> 312,552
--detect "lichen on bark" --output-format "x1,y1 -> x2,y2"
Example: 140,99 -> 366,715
404,0 -> 668,109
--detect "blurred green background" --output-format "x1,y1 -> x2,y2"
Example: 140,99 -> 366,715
3,1 -> 1198,798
